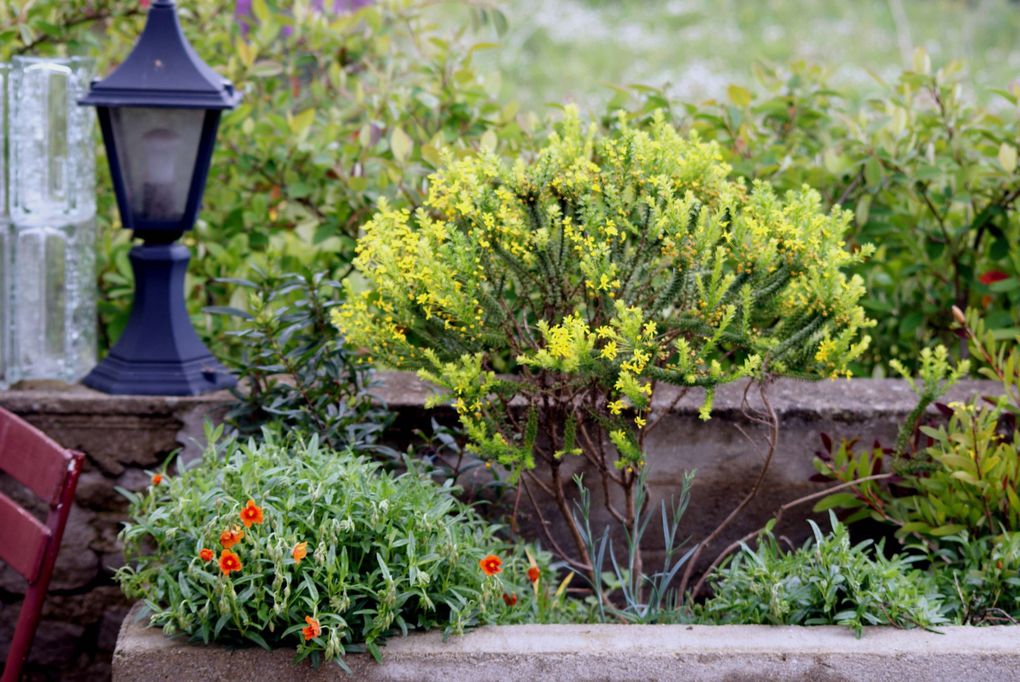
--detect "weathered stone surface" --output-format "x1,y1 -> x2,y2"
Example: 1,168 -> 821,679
114,604 -> 1020,682
74,469 -> 121,510
92,510 -> 131,555
99,606 -> 131,654
23,620 -> 85,667
41,587 -> 126,624
50,506 -> 100,592
0,382 -> 231,475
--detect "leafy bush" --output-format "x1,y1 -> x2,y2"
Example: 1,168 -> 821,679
700,513 -> 948,634
334,105 -> 873,575
815,308 -> 1020,622
927,532 -> 1020,625
613,56 -> 1020,373
816,308 -> 1020,541
213,270 -> 392,453
116,429 -> 539,668
1,0 -> 522,352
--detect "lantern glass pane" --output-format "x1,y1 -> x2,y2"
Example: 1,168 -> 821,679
109,107 -> 204,223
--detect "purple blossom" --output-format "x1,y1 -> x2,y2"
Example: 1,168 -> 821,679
234,0 -> 373,36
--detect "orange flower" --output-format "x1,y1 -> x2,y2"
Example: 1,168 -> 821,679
240,499 -> 264,528
479,554 -> 502,576
302,615 -> 321,641
199,548 -> 214,562
219,549 -> 242,575
151,473 -> 163,486
527,566 -> 540,583
220,527 -> 244,549
292,542 -> 308,565
502,592 -> 518,606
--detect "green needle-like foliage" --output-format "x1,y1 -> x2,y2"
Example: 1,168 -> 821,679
335,107 -> 873,569
338,107 -> 872,465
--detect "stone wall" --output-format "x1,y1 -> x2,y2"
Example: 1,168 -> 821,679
0,383 -> 230,681
0,373 -> 999,680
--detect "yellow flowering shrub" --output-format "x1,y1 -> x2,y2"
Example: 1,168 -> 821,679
334,107 -> 873,568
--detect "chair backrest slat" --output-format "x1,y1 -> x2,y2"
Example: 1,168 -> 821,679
0,491 -> 50,583
0,408 -> 83,682
0,408 -> 69,505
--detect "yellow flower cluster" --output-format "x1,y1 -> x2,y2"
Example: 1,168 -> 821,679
333,106 -> 874,470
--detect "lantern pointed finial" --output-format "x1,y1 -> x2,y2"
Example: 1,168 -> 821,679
79,1 -> 239,109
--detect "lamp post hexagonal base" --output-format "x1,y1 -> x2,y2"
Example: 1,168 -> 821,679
83,354 -> 235,396
83,242 -> 235,396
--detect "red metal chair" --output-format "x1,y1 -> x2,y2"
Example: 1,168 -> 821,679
0,407 -> 84,682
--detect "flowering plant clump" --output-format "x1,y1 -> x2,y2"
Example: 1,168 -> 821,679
116,428 -> 544,669
334,107 -> 873,572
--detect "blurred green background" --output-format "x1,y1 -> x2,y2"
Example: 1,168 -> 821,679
457,0 -> 1020,108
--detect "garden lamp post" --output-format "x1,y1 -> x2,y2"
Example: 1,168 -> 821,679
78,0 -> 240,395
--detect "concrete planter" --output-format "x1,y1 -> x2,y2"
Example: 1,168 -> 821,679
0,374 -> 1003,679
114,605 -> 1020,681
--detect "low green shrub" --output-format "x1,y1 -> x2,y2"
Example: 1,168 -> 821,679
926,530 -> 1020,623
212,270 -> 393,453
815,308 -> 1020,622
927,532 -> 1020,625
334,105 -> 873,578
816,309 -> 1020,540
700,513 -> 948,634
116,428 -> 546,669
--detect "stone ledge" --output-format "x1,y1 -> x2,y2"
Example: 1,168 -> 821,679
370,372 -> 997,416
115,605 -> 1020,682
1,373 -> 998,420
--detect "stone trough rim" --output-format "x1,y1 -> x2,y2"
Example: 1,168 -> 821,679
114,603 -> 1020,681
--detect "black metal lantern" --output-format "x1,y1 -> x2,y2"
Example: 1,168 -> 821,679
79,0 -> 240,395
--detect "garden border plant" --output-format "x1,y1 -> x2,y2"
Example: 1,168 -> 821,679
813,306 -> 1020,624
334,105 -> 874,599
116,426 -> 579,671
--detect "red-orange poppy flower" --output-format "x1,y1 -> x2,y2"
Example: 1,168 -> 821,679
502,592 -> 518,606
240,499 -> 264,528
199,548 -> 214,562
151,473 -> 163,486
292,541 -> 308,565
219,549 -> 242,575
220,527 -> 244,549
527,566 -> 540,583
479,554 -> 502,576
302,616 -> 321,641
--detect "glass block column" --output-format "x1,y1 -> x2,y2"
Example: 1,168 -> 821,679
5,56 -> 97,384
0,63 -> 9,388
